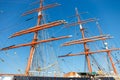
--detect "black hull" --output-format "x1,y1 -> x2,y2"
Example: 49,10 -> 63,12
13,76 -> 115,80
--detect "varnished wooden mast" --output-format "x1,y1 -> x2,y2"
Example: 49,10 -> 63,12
75,8 -> 92,72
59,8 -> 119,75
0,0 -> 71,76
107,51 -> 117,74
96,22 -> 118,74
25,0 -> 43,76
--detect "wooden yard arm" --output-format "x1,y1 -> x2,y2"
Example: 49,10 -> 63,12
9,20 -> 66,38
22,3 -> 60,16
1,35 -> 71,51
65,18 -> 96,27
58,48 -> 120,57
62,35 -> 111,46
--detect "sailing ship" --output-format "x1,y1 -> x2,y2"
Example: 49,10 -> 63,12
0,0 -> 120,80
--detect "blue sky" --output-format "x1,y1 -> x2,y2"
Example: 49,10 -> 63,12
0,0 -> 120,75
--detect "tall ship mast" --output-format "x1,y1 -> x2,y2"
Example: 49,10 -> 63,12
59,8 -> 120,75
0,0 -> 71,76
0,0 -> 120,80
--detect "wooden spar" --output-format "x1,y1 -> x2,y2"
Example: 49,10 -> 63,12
62,35 -> 111,46
0,0 -> 71,76
9,18 -> 96,38
25,0 -> 43,75
62,34 -> 110,44
58,48 -> 120,57
65,18 -> 96,28
60,8 -> 119,74
22,3 -> 60,16
9,20 -> 66,38
76,8 -> 92,72
62,37 -> 108,46
20,0 -> 69,76
59,48 -> 120,74
96,21 -> 118,74
107,51 -> 117,74
1,35 -> 72,51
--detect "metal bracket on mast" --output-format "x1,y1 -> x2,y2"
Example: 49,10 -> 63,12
64,18 -> 96,28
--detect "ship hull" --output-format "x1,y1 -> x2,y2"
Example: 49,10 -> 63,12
13,76 -> 115,80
